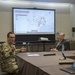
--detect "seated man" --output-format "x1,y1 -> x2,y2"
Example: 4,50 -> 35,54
50,32 -> 70,52
0,32 -> 26,75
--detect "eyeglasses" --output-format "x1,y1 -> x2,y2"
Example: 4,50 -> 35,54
9,37 -> 15,38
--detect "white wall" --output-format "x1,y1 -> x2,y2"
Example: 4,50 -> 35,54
0,11 -> 12,41
0,1 -> 72,41
70,4 -> 75,40
56,14 -> 71,39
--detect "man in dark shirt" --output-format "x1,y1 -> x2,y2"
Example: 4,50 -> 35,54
50,32 -> 70,52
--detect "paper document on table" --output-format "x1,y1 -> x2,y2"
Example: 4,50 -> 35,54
27,53 -> 40,56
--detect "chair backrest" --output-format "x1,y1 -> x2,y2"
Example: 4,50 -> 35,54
66,40 -> 70,50
69,41 -> 75,50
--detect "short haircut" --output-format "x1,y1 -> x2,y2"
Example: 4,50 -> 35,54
59,32 -> 65,37
7,32 -> 14,38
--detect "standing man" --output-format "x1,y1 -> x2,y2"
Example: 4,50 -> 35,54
50,32 -> 70,52
0,32 -> 26,75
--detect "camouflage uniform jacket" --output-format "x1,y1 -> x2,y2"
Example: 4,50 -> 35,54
0,42 -> 21,73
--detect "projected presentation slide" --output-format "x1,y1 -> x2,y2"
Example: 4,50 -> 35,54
13,8 -> 55,34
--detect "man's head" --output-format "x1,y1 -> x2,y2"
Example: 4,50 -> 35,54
7,32 -> 15,44
57,32 -> 65,40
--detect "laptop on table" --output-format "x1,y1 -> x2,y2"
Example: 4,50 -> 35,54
60,62 -> 75,74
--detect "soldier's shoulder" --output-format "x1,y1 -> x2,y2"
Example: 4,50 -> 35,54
2,42 -> 8,46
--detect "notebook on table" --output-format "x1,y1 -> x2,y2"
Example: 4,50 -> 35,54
59,58 -> 75,64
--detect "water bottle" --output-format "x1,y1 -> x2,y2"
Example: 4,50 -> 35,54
62,44 -> 64,52
28,42 -> 30,52
72,62 -> 75,68
61,44 -> 66,59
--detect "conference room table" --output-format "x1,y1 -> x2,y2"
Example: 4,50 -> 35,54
16,51 -> 75,75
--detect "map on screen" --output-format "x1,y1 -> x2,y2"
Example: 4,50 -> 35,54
13,8 -> 55,34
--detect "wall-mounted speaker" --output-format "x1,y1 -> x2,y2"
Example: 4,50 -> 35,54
72,27 -> 75,32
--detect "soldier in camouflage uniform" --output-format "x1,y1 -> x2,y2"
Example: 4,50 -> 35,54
0,32 -> 26,75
